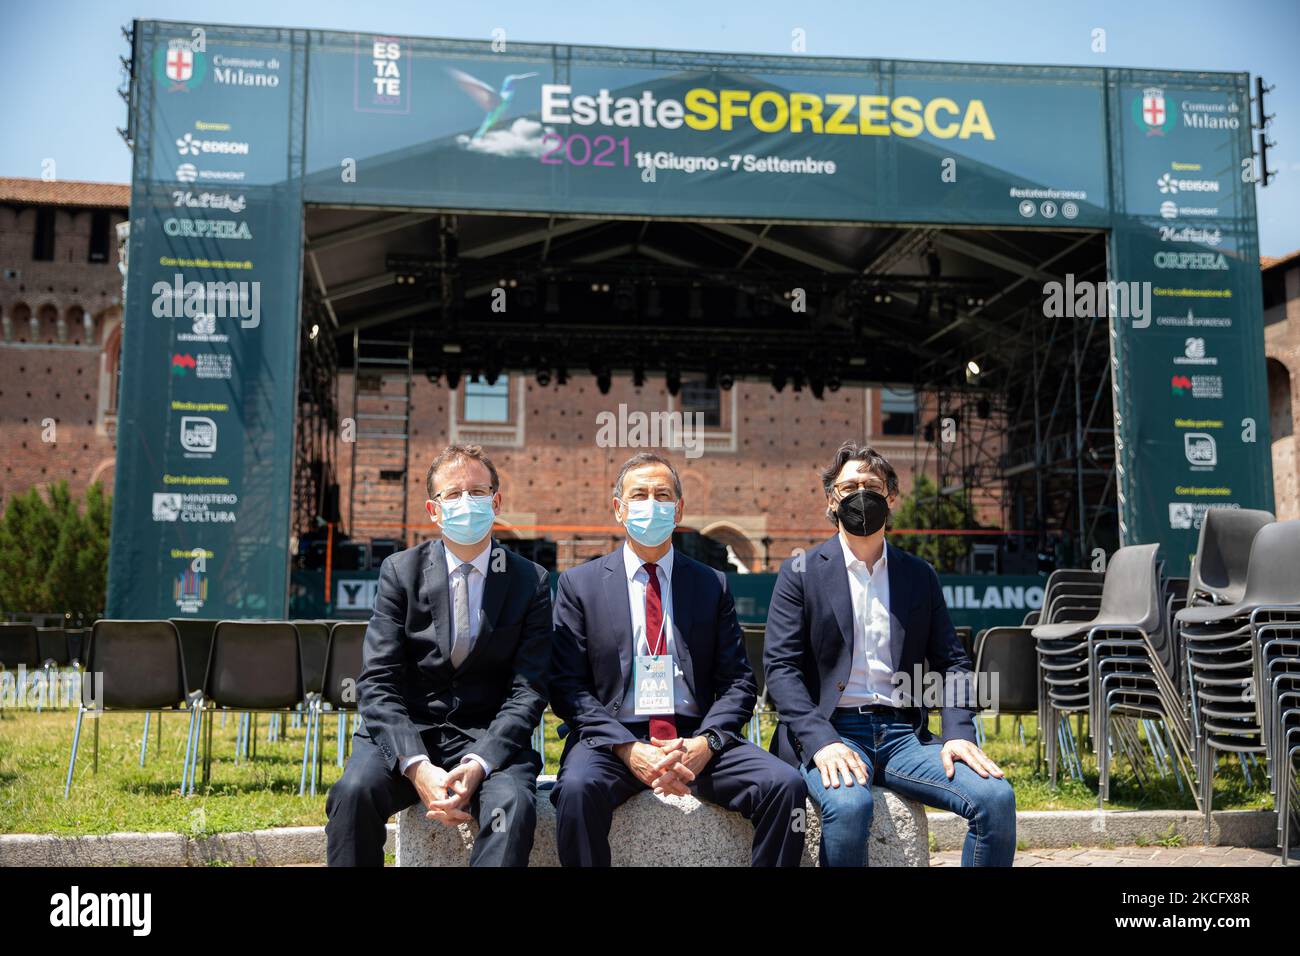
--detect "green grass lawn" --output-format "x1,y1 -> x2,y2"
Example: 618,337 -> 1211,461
0,705 -> 1273,835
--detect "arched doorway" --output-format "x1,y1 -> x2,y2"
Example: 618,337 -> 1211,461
1267,357 -> 1296,520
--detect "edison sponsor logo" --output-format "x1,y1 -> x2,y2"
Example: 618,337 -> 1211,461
1156,172 -> 1220,194
176,132 -> 250,156
542,85 -> 996,139
49,885 -> 151,936
152,274 -> 261,329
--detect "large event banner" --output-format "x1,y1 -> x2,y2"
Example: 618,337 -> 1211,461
303,37 -> 1110,226
1108,71 -> 1273,574
107,23 -> 306,619
111,23 -> 1275,609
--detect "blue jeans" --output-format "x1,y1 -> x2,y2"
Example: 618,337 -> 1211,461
802,710 -> 1016,867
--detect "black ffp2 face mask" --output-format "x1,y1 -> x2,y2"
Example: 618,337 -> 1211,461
835,489 -> 889,537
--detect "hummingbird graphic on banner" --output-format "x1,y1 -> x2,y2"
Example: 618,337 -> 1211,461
447,68 -> 539,140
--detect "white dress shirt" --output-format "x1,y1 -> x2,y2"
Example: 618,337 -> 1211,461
618,543 -> 701,721
400,541 -> 493,778
836,534 -> 897,708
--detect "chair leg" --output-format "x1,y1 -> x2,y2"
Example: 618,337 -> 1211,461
92,713 -> 99,775
298,706 -> 313,796
181,707 -> 197,796
336,712 -> 346,768
203,708 -> 213,785
63,708 -> 85,799
139,713 -> 151,767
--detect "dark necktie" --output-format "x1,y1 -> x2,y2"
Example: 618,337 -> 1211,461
643,562 -> 676,740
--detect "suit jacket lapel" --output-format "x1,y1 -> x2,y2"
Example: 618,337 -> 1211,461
886,542 -> 906,667
668,557 -> 696,697
601,550 -> 634,699
820,538 -> 855,656
421,540 -> 453,666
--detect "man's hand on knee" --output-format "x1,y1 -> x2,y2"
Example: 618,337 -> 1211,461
940,739 -> 1005,780
813,742 -> 869,789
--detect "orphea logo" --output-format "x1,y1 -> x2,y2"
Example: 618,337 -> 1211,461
1134,87 -> 1175,135
172,353 -> 196,375
156,41 -> 207,93
1171,374 -> 1192,396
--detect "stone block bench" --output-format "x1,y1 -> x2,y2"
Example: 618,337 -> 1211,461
396,776 -> 928,866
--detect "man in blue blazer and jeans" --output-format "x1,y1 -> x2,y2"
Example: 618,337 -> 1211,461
549,452 -> 806,867
764,441 -> 1015,866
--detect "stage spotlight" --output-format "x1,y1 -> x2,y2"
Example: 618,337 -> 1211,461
536,367 -> 552,387
718,371 -> 735,390
632,364 -> 646,388
666,367 -> 682,396
309,323 -> 319,340
518,281 -> 538,309
965,359 -> 981,385
596,368 -> 612,394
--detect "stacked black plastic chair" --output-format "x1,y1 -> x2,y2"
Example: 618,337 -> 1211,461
1026,569 -> 1103,780
1032,548 -> 1195,801
1176,518 -> 1300,845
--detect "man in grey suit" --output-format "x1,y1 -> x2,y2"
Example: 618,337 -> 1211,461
325,444 -> 553,866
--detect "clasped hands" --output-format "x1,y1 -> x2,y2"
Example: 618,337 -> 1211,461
613,735 -> 713,796
406,759 -> 485,827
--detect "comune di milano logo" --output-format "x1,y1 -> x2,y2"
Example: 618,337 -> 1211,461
49,886 -> 151,936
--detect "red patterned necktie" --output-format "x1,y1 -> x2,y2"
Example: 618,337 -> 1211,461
643,562 -> 676,740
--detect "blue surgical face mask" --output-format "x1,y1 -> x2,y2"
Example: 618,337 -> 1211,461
621,498 -> 677,547
438,494 -> 496,546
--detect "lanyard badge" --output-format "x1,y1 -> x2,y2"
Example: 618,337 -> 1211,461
633,621 -> 674,716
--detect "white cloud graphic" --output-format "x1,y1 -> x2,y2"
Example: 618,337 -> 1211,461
457,117 -> 552,158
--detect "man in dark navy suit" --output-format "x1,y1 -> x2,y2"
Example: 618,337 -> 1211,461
764,441 -> 1015,866
325,444 -> 552,866
549,452 -> 806,867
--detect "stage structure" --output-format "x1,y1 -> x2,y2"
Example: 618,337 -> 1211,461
108,20 -> 1274,618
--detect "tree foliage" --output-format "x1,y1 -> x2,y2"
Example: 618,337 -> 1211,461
0,482 -> 111,618
889,473 -> 980,573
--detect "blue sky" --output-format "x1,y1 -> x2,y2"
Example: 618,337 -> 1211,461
4,0 -> 1297,255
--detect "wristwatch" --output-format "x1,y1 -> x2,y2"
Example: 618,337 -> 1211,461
703,729 -> 725,753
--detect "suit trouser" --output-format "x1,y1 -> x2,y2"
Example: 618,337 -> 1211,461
325,725 -> 542,867
551,719 -> 807,867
